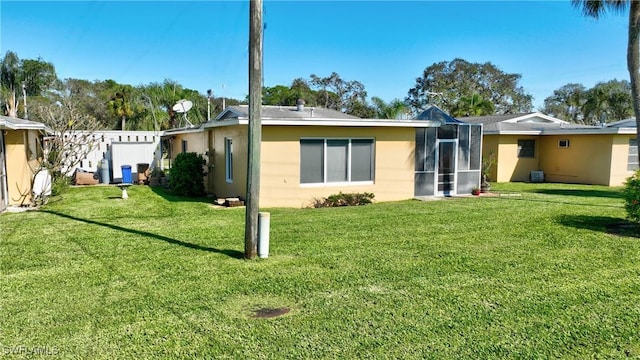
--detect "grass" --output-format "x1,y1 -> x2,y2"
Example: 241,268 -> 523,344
1,183 -> 639,359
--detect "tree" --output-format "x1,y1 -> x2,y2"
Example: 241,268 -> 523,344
31,95 -> 102,187
347,100 -> 376,118
583,80 -> 633,124
406,58 -> 533,115
107,84 -> 134,130
572,0 -> 640,154
262,85 -> 295,106
450,94 -> 495,117
371,97 -> 411,119
309,72 -> 367,114
0,51 -> 20,117
541,83 -> 588,123
289,78 -> 317,106
1,51 -> 56,118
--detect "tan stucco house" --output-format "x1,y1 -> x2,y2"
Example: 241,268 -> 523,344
164,104 -> 483,207
0,115 -> 50,211
462,113 -> 638,187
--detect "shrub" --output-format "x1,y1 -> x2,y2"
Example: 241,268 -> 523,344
51,175 -> 71,197
623,170 -> 640,222
169,152 -> 206,197
308,192 -> 375,208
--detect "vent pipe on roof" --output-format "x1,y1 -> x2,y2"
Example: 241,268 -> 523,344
296,98 -> 305,111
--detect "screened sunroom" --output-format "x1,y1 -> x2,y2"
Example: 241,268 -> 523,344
414,106 -> 482,196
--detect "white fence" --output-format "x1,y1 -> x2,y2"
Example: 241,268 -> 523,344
65,131 -> 162,182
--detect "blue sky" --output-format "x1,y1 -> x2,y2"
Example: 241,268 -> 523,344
0,1 -> 631,110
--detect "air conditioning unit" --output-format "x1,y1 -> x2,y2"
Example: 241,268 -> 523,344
530,170 -> 544,183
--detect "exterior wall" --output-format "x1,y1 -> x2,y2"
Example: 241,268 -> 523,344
205,125 -> 416,208
264,126 -> 415,207
485,133 -> 636,187
168,131 -> 208,162
538,134 -> 614,186
495,135 -> 540,182
4,129 -> 38,205
610,134 -> 636,186
481,135 -> 499,182
207,125 -> 248,200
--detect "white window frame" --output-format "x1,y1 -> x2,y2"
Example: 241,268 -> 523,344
628,138 -> 638,171
225,138 -> 233,183
300,138 -> 375,186
558,139 -> 570,148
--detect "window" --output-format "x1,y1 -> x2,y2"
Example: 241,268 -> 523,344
558,139 -> 570,148
517,139 -> 535,158
26,131 -> 41,160
181,139 -> 188,153
628,139 -> 638,171
300,138 -> 374,184
225,138 -> 233,182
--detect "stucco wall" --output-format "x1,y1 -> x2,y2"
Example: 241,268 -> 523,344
539,134 -> 613,185
4,129 -> 36,205
481,135 -> 499,182
610,134 -> 636,186
208,125 -> 248,200
206,125 -> 416,208
495,135 -> 540,182
485,133 -> 636,187
169,131 -> 208,161
261,126 -> 415,208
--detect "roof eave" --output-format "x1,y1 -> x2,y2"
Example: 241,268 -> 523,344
205,118 -> 442,128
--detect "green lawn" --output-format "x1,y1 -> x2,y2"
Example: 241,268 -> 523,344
1,183 -> 639,359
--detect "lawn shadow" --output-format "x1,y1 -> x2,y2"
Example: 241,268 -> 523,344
557,214 -> 640,238
494,195 -> 622,209
535,189 -> 622,199
149,186 -> 215,204
43,210 -> 245,259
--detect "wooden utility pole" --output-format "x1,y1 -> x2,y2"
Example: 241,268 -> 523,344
245,0 -> 263,259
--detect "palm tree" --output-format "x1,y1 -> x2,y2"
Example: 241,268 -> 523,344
572,0 -> 640,155
371,97 -> 410,119
450,94 -> 495,117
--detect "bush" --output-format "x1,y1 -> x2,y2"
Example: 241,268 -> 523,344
169,152 -> 206,197
623,170 -> 640,222
51,175 -> 71,197
308,192 -> 375,208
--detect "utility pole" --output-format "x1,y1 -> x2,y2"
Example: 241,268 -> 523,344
245,0 -> 262,259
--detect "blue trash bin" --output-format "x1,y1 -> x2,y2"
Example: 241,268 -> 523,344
121,165 -> 132,184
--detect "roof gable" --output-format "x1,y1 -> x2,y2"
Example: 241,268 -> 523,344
606,118 -> 637,128
461,112 -> 568,125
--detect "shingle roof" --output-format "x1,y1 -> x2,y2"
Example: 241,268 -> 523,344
0,115 -> 50,131
459,112 -> 597,133
606,118 -> 637,128
460,113 -> 537,125
218,105 -> 360,121
484,121 -> 596,133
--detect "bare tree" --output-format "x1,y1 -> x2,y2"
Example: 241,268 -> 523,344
33,96 -> 101,185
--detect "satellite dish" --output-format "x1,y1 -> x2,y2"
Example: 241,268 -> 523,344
172,99 -> 193,113
172,99 -> 194,128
